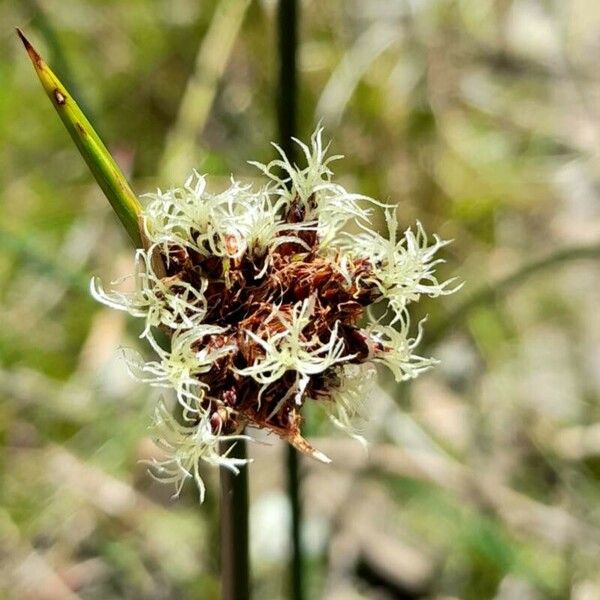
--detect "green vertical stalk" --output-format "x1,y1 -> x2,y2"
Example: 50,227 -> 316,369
286,441 -> 303,600
220,439 -> 250,600
276,2 -> 304,599
159,0 -> 251,181
278,0 -> 299,158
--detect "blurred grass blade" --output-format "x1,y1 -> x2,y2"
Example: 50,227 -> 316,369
16,28 -> 142,247
159,0 -> 250,181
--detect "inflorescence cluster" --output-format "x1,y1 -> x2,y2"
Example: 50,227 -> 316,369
92,129 -> 458,499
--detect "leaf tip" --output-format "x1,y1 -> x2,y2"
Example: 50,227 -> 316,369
16,28 -> 43,68
15,27 -> 29,47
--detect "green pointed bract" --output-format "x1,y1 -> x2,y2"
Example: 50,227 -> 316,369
17,28 -> 142,247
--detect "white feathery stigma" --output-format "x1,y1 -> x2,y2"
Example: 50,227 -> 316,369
147,399 -> 252,502
325,363 -> 376,446
235,297 -> 354,405
342,209 -> 460,322
91,245 -> 208,337
123,327 -> 233,414
369,315 -> 438,382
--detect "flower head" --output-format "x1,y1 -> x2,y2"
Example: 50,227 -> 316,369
92,128 -> 459,498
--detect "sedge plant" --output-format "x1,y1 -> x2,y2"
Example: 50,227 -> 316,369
19,28 -> 459,599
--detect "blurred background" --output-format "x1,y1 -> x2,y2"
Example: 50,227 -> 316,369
1,1 -> 600,598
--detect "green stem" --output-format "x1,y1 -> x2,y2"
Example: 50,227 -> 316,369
425,243 -> 600,349
276,1 -> 304,598
286,443 -> 303,600
220,438 -> 250,600
277,0 -> 299,160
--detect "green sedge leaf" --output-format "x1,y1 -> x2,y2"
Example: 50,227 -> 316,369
17,28 -> 142,247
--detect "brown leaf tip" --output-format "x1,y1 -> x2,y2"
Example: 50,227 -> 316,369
15,27 -> 31,48
16,28 -> 43,67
